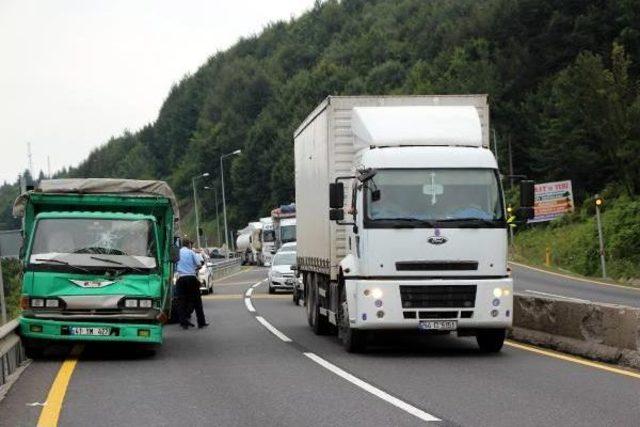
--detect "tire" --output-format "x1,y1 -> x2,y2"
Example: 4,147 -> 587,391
23,338 -> 46,359
337,282 -> 366,353
306,273 -> 330,335
292,288 -> 299,305
268,283 -> 275,294
476,329 -> 506,353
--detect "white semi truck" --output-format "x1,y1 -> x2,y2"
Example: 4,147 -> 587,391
271,204 -> 296,251
294,95 -> 534,352
236,221 -> 262,265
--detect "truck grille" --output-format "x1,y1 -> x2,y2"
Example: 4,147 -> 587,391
396,261 -> 478,271
400,285 -> 477,308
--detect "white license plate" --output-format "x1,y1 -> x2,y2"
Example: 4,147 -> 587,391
69,327 -> 111,336
418,320 -> 457,331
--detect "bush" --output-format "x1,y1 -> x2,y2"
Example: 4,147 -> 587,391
514,195 -> 640,281
1,258 -> 22,323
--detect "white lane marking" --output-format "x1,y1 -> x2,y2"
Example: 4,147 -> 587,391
524,289 -> 590,303
245,288 -> 253,297
255,316 -> 292,342
244,298 -> 255,312
252,280 -> 264,288
303,352 -> 440,423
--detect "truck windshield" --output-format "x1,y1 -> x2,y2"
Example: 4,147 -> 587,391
30,218 -> 157,269
262,229 -> 275,242
366,169 -> 504,226
281,225 -> 296,243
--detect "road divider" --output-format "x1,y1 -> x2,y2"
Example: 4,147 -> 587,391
510,294 -> 640,370
0,319 -> 28,401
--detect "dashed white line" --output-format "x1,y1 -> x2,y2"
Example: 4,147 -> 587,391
524,289 -> 590,303
255,316 -> 292,342
244,297 -> 255,312
303,352 -> 440,423
245,288 -> 253,297
252,280 -> 264,288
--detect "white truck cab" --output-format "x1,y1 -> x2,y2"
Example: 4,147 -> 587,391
294,96 -> 534,352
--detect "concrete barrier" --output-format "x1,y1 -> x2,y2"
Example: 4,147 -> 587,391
0,319 -> 28,401
510,294 -> 640,370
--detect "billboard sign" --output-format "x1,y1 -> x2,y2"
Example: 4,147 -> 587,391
529,180 -> 574,223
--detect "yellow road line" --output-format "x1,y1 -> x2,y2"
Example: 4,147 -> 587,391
37,345 -> 84,427
509,261 -> 640,292
505,340 -> 640,380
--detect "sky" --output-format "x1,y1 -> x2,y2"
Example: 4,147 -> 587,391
0,0 -> 316,184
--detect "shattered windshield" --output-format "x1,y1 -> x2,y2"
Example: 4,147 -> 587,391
30,218 -> 157,269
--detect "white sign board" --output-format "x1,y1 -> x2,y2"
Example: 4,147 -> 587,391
529,180 -> 574,223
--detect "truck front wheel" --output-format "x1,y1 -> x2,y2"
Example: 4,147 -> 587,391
337,284 -> 366,353
23,338 -> 46,359
476,329 -> 506,353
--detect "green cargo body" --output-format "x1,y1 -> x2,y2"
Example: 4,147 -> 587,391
13,179 -> 179,350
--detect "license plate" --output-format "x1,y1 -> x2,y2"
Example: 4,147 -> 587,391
285,279 -> 295,285
418,320 -> 457,331
69,327 -> 111,336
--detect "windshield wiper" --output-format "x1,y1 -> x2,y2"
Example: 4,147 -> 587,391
33,258 -> 91,273
89,256 -> 147,275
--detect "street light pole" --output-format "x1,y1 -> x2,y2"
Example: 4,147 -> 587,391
220,149 -> 242,256
595,196 -> 606,278
192,172 -> 210,248
204,186 -> 222,246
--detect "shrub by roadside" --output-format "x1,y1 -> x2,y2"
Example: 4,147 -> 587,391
1,258 -> 22,323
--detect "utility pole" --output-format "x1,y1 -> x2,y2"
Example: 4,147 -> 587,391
47,156 -> 51,179
27,142 -> 33,178
507,136 -> 514,188
220,149 -> 242,256
492,128 -> 499,167
191,172 -> 210,248
595,196 -> 607,278
204,186 -> 222,246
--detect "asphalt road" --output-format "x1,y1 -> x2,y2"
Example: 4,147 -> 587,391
2,267 -> 639,426
511,263 -> 640,308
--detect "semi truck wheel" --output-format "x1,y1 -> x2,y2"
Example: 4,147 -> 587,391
337,284 -> 366,353
306,273 -> 330,335
476,329 -> 506,353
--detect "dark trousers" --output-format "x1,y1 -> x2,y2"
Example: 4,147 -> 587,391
176,275 -> 206,327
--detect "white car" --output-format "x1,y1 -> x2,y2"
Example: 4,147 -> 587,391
197,253 -> 214,294
268,251 -> 297,294
280,241 -> 296,252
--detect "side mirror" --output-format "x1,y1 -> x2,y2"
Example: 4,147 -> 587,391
170,246 -> 180,263
520,180 -> 535,208
271,250 -> 276,255
329,182 -> 344,208
290,264 -> 298,271
357,168 -> 377,182
329,208 -> 344,221
371,189 -> 381,202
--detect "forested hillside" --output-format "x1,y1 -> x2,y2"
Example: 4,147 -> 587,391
2,0 -> 639,240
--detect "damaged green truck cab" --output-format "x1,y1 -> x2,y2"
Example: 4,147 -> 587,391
13,179 -> 180,356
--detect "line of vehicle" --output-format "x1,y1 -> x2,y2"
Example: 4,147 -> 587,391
244,282 -> 442,424
37,344 -> 84,427
523,289 -> 591,303
510,261 -> 640,292
505,341 -> 640,380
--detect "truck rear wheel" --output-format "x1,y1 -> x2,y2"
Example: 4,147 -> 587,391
476,329 -> 506,353
337,284 -> 366,353
306,273 -> 330,335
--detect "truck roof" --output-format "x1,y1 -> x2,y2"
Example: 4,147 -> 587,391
352,106 -> 482,149
13,178 -> 179,219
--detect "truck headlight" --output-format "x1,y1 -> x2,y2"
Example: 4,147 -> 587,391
124,299 -> 138,308
493,287 -> 503,298
139,299 -> 153,308
30,298 -> 45,308
371,288 -> 383,299
45,298 -> 60,308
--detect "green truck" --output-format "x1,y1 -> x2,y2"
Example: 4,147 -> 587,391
13,179 -> 180,356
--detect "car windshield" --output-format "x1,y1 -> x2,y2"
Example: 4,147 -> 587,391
30,218 -> 157,269
366,169 -> 504,224
272,251 -> 296,266
281,225 -> 296,243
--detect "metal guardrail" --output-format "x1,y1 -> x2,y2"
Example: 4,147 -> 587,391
0,319 -> 26,391
210,258 -> 242,280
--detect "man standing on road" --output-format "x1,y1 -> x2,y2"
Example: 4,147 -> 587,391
176,239 -> 209,330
